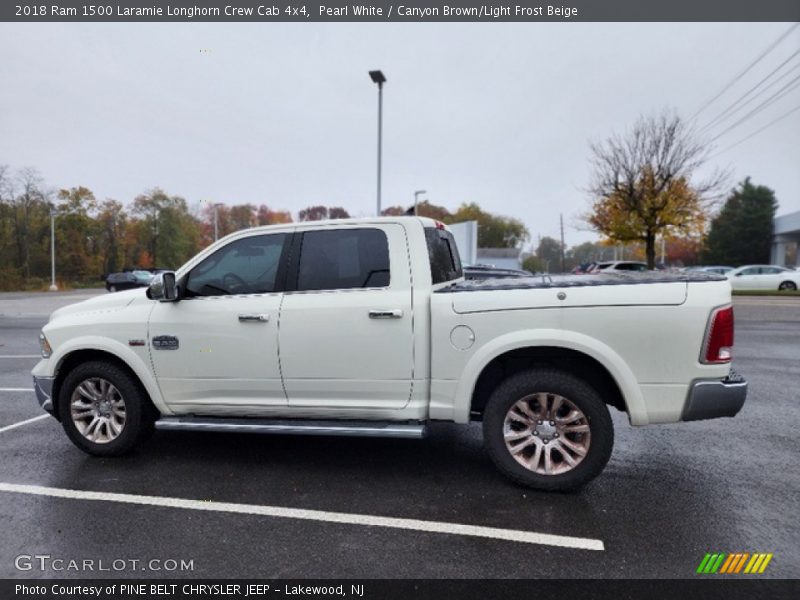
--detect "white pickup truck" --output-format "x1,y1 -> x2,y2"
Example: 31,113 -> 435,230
32,217 -> 747,491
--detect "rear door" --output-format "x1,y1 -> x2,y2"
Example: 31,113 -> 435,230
278,224 -> 414,409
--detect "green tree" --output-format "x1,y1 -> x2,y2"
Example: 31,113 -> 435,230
132,189 -> 199,268
534,236 -> 564,272
56,186 -> 100,279
703,178 -> 778,266
450,203 -> 529,248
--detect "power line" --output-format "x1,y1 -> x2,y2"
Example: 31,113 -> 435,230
709,103 -> 800,158
699,49 -> 800,133
710,72 -> 800,142
689,23 -> 799,120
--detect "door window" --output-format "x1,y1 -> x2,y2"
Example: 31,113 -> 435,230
297,228 -> 390,291
185,233 -> 287,297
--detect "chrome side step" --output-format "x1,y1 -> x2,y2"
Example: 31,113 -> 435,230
155,417 -> 427,439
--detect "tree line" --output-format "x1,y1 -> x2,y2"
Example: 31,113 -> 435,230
0,165 -> 531,290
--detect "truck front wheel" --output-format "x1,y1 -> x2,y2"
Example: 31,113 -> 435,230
58,360 -> 154,457
482,368 -> 614,491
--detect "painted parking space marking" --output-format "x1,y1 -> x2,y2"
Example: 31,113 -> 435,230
0,355 -> 40,359
0,414 -> 49,434
0,482 -> 604,550
0,388 -> 34,392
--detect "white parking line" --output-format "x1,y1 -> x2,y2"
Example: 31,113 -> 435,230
0,388 -> 34,392
0,482 -> 604,550
0,414 -> 49,434
0,355 -> 40,358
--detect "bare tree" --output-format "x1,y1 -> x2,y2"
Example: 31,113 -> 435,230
587,111 -> 726,268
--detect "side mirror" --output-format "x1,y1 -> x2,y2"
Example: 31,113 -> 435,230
147,272 -> 179,302
734,273 -> 742,277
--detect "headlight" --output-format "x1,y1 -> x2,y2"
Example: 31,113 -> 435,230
39,333 -> 52,358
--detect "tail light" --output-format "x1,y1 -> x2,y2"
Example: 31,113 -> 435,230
702,305 -> 734,364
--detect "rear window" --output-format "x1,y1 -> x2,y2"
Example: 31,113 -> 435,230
425,227 -> 463,284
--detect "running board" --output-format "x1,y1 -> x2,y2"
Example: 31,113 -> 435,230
155,417 -> 427,439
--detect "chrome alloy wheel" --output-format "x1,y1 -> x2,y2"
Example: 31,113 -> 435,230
70,377 -> 127,444
503,392 -> 591,475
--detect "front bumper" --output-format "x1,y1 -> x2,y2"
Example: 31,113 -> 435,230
681,370 -> 747,422
32,375 -> 56,416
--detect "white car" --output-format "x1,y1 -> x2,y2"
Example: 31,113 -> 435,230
590,261 -> 649,273
32,217 -> 746,491
727,265 -> 800,291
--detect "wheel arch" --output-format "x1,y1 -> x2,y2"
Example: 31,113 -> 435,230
452,329 -> 648,425
50,341 -> 169,421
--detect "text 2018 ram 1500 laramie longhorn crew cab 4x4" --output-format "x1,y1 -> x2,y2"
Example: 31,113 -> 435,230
32,217 -> 747,491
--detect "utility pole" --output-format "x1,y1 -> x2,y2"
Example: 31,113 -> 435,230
213,203 -> 224,241
49,209 -> 57,291
559,213 -> 566,274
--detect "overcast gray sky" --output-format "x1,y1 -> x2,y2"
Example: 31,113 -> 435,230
1,22 -> 799,247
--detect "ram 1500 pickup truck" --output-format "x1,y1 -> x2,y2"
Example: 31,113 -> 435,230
32,217 -> 747,490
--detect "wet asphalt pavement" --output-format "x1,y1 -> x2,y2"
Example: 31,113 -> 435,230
0,291 -> 797,579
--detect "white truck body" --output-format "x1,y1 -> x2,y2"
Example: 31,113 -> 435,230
32,217 -> 747,489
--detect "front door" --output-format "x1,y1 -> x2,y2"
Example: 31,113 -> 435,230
278,224 -> 414,410
148,230 -> 290,414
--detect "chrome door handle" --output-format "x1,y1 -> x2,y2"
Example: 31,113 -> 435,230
369,309 -> 403,319
238,314 -> 270,322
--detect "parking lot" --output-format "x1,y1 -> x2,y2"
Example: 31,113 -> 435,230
0,290 -> 798,579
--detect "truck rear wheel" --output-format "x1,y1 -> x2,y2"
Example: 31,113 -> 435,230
482,368 -> 613,491
58,360 -> 154,457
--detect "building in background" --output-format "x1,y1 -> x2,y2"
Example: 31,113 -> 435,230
772,211 -> 800,267
475,247 -> 524,270
448,221 -> 478,265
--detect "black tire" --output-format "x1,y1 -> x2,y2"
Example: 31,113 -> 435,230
108,285 -> 116,292
778,281 -> 797,291
482,368 -> 614,492
58,360 -> 155,456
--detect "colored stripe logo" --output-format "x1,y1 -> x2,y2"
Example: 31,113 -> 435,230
696,552 -> 773,574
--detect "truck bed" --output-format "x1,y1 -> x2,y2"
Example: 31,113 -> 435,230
436,271 -> 726,293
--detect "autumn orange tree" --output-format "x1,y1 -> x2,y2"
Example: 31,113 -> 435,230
587,112 -> 724,269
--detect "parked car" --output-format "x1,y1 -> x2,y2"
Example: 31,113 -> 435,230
590,261 -> 649,273
105,270 -> 154,292
33,217 -> 746,491
726,265 -> 800,291
464,264 -> 532,280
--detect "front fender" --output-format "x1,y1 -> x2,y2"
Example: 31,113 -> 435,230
44,336 -> 172,417
451,328 -> 648,425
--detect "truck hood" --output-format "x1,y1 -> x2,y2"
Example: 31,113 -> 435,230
49,288 -> 146,322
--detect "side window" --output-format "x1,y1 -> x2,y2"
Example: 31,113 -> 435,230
297,228 -> 390,291
741,267 -> 758,276
185,233 -> 287,297
425,227 -> 463,284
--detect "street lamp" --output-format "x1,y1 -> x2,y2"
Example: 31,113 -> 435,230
368,70 -> 386,216
213,202 -> 224,241
414,190 -> 426,216
49,209 -> 58,291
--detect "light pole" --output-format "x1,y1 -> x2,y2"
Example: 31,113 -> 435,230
213,202 -> 224,241
49,209 -> 58,291
414,190 -> 426,216
369,70 -> 386,216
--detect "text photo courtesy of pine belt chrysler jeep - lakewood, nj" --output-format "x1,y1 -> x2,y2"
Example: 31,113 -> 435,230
31,217 -> 747,491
